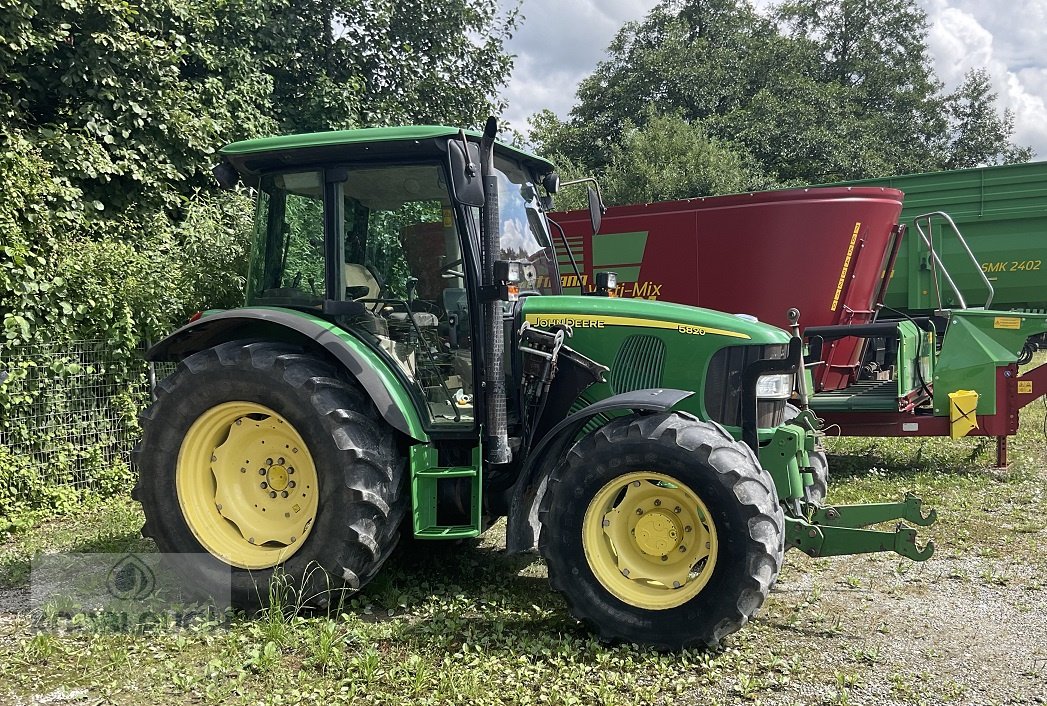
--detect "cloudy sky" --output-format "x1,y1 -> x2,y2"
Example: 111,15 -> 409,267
500,0 -> 1047,158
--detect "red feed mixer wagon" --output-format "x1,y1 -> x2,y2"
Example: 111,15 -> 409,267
550,187 -> 1047,465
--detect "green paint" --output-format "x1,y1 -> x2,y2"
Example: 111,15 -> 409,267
597,266 -> 641,281
522,294 -> 790,439
809,320 -> 935,413
591,231 -> 649,267
933,309 -> 1047,416
810,493 -> 936,529
786,517 -> 934,561
410,444 -> 482,538
221,125 -> 552,178
758,424 -> 808,502
254,307 -> 430,441
827,160 -> 1047,315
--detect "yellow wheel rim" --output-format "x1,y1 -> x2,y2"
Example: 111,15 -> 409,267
176,401 -> 319,569
582,471 -> 719,610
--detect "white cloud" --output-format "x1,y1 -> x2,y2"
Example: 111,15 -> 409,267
499,0 -> 659,133
922,0 -> 1047,157
500,0 -> 1047,157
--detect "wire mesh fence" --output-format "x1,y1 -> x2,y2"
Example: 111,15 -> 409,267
0,340 -> 154,490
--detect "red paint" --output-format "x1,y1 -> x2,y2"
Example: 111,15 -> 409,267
551,187 -> 904,391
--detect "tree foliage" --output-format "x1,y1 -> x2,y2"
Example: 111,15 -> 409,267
0,0 -> 518,346
532,0 -> 1032,197
943,69 -> 1034,170
602,112 -> 770,205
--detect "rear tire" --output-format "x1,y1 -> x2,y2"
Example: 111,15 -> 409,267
132,341 -> 406,608
539,412 -> 784,649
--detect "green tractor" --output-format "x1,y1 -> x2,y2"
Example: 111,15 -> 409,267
135,119 -> 935,649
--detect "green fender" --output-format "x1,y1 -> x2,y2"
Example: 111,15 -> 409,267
147,307 -> 429,442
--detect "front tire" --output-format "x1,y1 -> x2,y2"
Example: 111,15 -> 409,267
132,341 -> 406,607
539,413 -> 784,650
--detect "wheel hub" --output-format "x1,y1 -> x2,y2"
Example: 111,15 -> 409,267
634,509 -> 681,556
266,464 -> 289,492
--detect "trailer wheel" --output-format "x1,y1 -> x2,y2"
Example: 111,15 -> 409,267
133,341 -> 406,607
784,404 -> 828,504
539,413 -> 784,649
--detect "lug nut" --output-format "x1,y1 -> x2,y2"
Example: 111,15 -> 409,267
281,491 -> 289,498
266,458 -> 273,466
269,491 -> 277,498
211,455 -> 217,462
277,457 -> 285,465
259,468 -> 266,475
679,546 -> 687,553
288,467 -> 295,474
654,499 -> 661,506
288,481 -> 296,488
260,482 -> 268,489
622,569 -> 630,577
672,581 -> 682,589
685,526 -> 692,533
636,508 -> 643,516
240,467 -> 246,474
674,506 -> 681,513
661,555 -> 668,562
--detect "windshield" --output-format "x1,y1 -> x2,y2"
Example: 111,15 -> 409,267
494,158 -> 559,294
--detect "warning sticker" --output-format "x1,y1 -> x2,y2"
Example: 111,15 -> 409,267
1018,380 -> 1033,394
994,316 -> 1022,329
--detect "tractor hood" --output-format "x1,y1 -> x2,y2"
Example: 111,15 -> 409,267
521,295 -> 792,346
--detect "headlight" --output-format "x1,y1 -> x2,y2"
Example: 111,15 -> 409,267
755,373 -> 793,399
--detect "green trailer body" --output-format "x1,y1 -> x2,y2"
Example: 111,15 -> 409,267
830,160 -> 1047,315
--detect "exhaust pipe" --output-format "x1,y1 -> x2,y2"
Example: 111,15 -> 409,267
480,117 -> 511,465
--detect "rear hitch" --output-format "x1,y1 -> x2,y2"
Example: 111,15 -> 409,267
785,493 -> 937,561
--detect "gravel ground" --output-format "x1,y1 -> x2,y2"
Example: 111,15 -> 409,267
749,552 -> 1047,705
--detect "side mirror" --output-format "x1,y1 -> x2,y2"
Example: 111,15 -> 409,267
588,186 -> 603,235
448,135 -> 484,207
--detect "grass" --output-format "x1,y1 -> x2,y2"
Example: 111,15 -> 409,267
2,363 -> 1046,705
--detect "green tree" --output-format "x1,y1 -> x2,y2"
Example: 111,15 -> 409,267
0,0 -> 276,213
534,0 -> 1031,192
260,0 -> 518,131
774,0 -> 946,176
600,112 -> 770,204
943,69 -> 1033,169
540,0 -> 784,172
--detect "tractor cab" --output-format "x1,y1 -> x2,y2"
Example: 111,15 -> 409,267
221,126 -> 561,431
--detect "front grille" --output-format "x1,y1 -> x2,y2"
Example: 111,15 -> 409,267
705,344 -> 788,428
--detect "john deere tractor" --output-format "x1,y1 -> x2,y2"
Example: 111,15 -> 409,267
135,119 -> 935,649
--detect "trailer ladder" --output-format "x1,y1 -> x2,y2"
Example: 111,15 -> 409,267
913,211 -> 995,311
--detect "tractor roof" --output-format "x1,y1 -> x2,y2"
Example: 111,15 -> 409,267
220,125 -> 554,185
